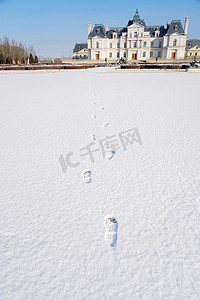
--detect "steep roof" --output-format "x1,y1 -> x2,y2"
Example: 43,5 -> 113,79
88,24 -> 107,38
107,27 -> 127,38
73,43 -> 88,53
186,39 -> 200,50
166,20 -> 185,35
88,11 -> 186,40
145,25 -> 167,37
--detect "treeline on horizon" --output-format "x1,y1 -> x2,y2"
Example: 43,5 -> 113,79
0,36 -> 38,64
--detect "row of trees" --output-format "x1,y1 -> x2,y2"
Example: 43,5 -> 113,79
0,36 -> 38,64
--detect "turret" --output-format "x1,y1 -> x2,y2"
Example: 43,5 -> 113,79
133,9 -> 140,22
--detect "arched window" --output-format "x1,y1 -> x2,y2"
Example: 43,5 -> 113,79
173,39 -> 177,47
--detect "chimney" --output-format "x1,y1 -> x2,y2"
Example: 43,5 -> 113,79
184,17 -> 189,35
105,24 -> 108,32
88,22 -> 92,35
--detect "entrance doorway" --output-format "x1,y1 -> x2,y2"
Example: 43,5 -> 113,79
132,53 -> 137,60
171,52 -> 176,59
95,53 -> 99,60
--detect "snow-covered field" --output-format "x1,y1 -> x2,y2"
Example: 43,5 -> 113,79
0,68 -> 200,299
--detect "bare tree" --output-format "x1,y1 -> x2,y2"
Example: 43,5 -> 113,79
0,36 -> 37,64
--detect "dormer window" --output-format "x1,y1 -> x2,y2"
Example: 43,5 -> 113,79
173,25 -> 178,31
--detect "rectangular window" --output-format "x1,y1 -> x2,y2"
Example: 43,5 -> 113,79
129,41 -> 131,48
134,41 -> 137,48
124,52 -> 126,58
124,42 -> 127,48
143,42 -> 147,47
109,52 -> 112,58
150,51 -> 153,57
130,33 -> 132,38
117,42 -> 120,48
117,52 -> 120,58
143,52 -> 146,57
96,42 -> 99,49
151,41 -> 154,48
158,51 -> 161,57
173,40 -> 177,47
159,41 -> 162,48
134,32 -> 137,37
110,43 -> 112,48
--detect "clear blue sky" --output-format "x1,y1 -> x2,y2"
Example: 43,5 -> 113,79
0,0 -> 200,58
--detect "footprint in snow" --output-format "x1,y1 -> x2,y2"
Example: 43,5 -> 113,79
91,114 -> 96,119
82,169 -> 92,184
102,122 -> 109,128
99,107 -> 104,111
104,215 -> 118,248
91,102 -> 96,105
89,134 -> 96,141
105,150 -> 115,160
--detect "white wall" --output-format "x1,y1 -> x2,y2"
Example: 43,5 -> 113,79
88,23 -> 187,61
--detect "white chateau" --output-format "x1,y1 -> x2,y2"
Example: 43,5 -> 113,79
88,10 -> 189,61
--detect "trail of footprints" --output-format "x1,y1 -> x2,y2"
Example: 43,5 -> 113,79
82,81 -> 115,183
82,82 -> 116,179
90,81 -> 111,150
81,81 -> 118,247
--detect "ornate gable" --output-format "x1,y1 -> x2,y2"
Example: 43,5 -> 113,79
128,22 -> 145,29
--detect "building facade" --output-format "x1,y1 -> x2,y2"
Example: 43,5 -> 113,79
72,42 -> 88,59
185,39 -> 200,59
88,10 -> 189,61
